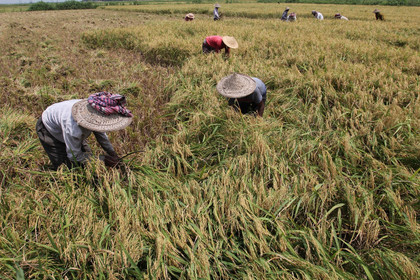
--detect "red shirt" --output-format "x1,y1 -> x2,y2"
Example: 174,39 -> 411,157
206,36 -> 225,52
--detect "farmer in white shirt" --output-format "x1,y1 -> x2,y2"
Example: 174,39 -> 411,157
312,10 -> 324,20
335,13 -> 348,20
214,3 -> 221,21
36,92 -> 133,170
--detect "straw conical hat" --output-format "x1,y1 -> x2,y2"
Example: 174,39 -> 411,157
222,36 -> 238,49
216,73 -> 256,98
214,3 -> 221,8
186,13 -> 195,19
72,99 -> 132,133
373,9 -> 380,13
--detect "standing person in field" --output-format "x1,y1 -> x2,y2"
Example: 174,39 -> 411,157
335,13 -> 348,20
184,13 -> 195,21
214,3 -> 221,21
217,73 -> 267,117
312,10 -> 324,20
202,35 -> 238,56
281,7 -> 290,21
36,92 -> 133,170
373,9 -> 384,20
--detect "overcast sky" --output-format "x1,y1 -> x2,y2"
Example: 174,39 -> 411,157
0,0 -> 79,4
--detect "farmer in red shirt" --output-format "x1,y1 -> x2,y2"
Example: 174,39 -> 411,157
202,35 -> 238,56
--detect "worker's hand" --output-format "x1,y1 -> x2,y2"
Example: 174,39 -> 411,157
103,154 -> 121,168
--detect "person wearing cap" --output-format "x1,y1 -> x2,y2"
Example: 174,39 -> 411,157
288,12 -> 297,22
217,73 -> 267,117
214,3 -> 221,21
335,13 -> 348,20
202,35 -> 238,56
312,10 -> 324,20
184,13 -> 195,21
281,7 -> 290,21
36,92 -> 133,170
373,9 -> 384,20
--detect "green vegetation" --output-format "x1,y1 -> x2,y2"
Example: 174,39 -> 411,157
28,0 -> 98,11
0,4 -> 29,13
0,3 -> 419,279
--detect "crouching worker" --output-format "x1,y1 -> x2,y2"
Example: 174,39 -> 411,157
36,92 -> 133,170
202,35 -> 238,56
184,13 -> 195,21
373,9 -> 384,20
217,73 -> 267,117
288,12 -> 297,22
335,13 -> 348,20
312,10 -> 324,20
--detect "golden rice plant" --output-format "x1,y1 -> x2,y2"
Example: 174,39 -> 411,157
0,3 -> 419,279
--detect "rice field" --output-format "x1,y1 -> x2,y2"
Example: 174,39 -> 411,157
0,3 -> 419,279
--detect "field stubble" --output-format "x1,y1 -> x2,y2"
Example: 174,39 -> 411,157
0,4 -> 419,280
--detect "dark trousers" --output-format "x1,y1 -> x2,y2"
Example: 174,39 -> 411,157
36,117 -> 90,170
228,99 -> 261,115
202,40 -> 215,54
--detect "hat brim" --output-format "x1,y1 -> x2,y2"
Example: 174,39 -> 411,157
222,36 -> 238,49
71,100 -> 132,133
216,73 -> 256,99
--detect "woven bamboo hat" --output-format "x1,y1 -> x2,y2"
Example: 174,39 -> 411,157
185,13 -> 195,19
373,9 -> 380,13
214,3 -> 221,8
72,100 -> 132,133
216,73 -> 256,98
222,36 -> 238,49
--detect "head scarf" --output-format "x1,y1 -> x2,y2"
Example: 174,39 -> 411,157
88,92 -> 133,117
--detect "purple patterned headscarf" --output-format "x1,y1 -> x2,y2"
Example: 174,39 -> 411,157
88,92 -> 133,117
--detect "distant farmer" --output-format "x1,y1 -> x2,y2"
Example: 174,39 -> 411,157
184,13 -> 195,21
335,13 -> 348,20
288,12 -> 297,22
373,9 -> 384,20
202,35 -> 238,56
312,10 -> 324,20
214,3 -> 221,21
281,7 -> 290,21
217,73 -> 267,117
36,92 -> 133,170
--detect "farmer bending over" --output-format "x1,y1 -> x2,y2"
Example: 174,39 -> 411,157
312,10 -> 324,20
217,73 -> 267,117
335,13 -> 348,20
281,7 -> 290,21
36,92 -> 133,170
373,9 -> 384,20
288,12 -> 297,22
202,35 -> 238,56
184,13 -> 195,21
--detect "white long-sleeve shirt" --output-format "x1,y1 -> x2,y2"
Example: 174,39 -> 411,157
41,99 -> 116,162
316,12 -> 324,20
213,8 -> 220,20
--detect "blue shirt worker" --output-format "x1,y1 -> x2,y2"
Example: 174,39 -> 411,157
281,7 -> 290,21
36,92 -> 133,170
217,73 -> 267,117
